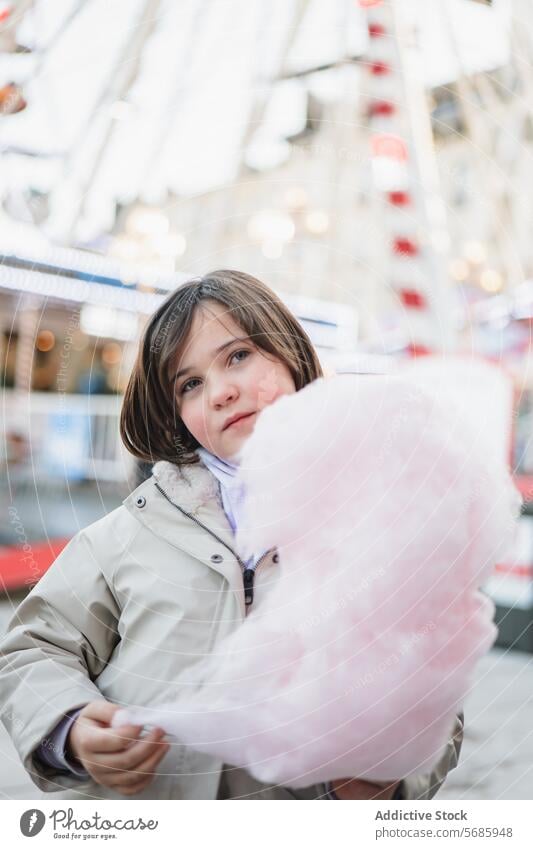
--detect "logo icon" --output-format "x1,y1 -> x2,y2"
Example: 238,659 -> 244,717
20,809 -> 45,837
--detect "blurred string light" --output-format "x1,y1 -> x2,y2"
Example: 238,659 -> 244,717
449,258 -> 469,282
247,209 -> 295,260
284,186 -> 308,210
480,268 -> 504,293
102,341 -> 122,365
35,329 -> 55,352
304,209 -> 329,236
463,240 -> 487,265
120,204 -> 186,267
125,205 -> 169,238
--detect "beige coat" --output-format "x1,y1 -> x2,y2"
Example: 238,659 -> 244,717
0,459 -> 463,800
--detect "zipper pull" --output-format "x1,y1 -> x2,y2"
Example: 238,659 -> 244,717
243,568 -> 255,606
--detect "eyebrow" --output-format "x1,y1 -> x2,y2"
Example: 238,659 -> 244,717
173,336 -> 251,381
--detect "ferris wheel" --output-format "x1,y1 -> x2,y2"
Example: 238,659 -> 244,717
0,0 -> 526,353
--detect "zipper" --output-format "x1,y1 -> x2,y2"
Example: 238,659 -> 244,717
241,547 -> 274,607
154,481 -> 275,608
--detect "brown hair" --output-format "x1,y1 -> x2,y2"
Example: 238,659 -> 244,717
120,269 -> 323,465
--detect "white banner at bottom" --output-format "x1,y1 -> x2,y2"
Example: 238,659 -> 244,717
2,799 -> 532,849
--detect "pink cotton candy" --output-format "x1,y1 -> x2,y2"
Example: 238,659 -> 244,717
113,374 -> 521,788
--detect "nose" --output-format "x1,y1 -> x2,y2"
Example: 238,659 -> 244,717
208,377 -> 239,409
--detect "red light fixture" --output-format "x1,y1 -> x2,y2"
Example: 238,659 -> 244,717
368,100 -> 395,118
406,343 -> 432,358
0,82 -> 26,114
368,22 -> 386,37
370,60 -> 391,76
387,191 -> 410,206
399,289 -> 427,309
393,237 -> 419,257
371,134 -> 408,161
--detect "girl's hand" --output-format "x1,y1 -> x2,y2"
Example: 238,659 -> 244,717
330,777 -> 401,800
66,701 -> 169,796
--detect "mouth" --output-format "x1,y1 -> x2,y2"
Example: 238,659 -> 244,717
223,412 -> 256,431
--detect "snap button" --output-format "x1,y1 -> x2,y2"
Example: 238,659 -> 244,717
210,553 -> 223,563
273,552 -> 279,563
135,496 -> 146,508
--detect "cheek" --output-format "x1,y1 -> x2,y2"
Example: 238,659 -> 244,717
254,361 -> 296,408
180,398 -> 210,443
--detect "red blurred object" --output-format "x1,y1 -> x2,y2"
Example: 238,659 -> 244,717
513,475 -> 533,502
370,60 -> 391,76
0,4 -> 11,24
359,0 -> 383,7
406,343 -> 432,358
0,538 -> 69,592
0,82 -> 26,114
368,100 -> 395,118
393,237 -> 419,257
371,133 -> 408,160
494,562 -> 533,578
368,22 -> 386,37
387,190 -> 411,206
399,289 -> 427,309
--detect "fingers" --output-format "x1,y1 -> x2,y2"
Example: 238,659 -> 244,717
118,778 -> 153,796
118,741 -> 170,784
89,724 -> 145,754
82,701 -> 123,725
104,738 -> 170,793
75,702 -> 171,796
105,728 -> 169,773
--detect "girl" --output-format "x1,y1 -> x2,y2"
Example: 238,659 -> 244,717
0,269 -> 463,800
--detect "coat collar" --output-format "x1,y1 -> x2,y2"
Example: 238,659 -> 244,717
151,459 -> 222,515
123,458 -> 247,618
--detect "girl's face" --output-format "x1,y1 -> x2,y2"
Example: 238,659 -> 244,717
173,300 -> 296,461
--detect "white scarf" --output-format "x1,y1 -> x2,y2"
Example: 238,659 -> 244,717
196,446 -> 264,570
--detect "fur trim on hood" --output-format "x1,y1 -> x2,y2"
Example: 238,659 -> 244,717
151,460 -> 221,515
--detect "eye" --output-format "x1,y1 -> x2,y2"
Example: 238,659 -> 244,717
180,377 -> 201,395
230,348 -> 251,365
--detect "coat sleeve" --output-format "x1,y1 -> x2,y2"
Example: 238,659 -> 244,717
397,711 -> 465,800
0,529 -> 121,793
